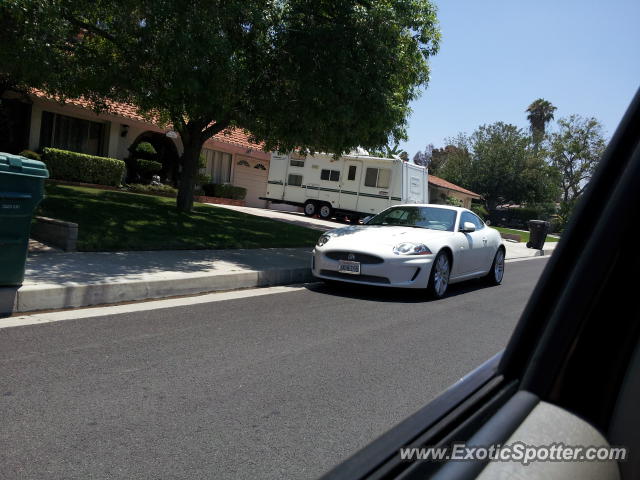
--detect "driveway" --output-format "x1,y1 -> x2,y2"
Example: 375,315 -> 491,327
209,204 -> 344,231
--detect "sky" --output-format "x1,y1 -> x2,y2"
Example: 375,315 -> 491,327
399,0 -> 640,158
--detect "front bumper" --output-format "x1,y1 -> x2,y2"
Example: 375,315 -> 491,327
311,248 -> 434,288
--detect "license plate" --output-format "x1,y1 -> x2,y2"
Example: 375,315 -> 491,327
338,260 -> 361,275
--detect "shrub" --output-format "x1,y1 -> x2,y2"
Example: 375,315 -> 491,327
549,216 -> 564,234
135,142 -> 157,155
136,159 -> 163,174
42,148 -> 126,186
202,183 -> 247,200
19,150 -> 41,161
195,173 -> 210,186
124,183 -> 178,197
445,196 -> 463,207
470,203 -> 489,219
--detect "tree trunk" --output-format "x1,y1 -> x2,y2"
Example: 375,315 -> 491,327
174,118 -> 231,213
176,139 -> 204,213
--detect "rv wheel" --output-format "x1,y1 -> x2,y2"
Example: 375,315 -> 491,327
304,201 -> 317,216
319,203 -> 334,219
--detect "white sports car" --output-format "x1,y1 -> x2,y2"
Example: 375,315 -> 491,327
312,204 -> 505,298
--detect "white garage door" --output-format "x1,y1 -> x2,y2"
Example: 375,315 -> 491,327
233,157 -> 268,208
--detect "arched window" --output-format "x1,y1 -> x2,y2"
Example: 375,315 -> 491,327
254,163 -> 266,170
237,159 -> 250,167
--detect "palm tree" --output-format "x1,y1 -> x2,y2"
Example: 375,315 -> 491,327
526,98 -> 557,149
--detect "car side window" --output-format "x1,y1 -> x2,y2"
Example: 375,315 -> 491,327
469,212 -> 485,229
460,211 -> 484,230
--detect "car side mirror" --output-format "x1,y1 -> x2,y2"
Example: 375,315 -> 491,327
363,215 -> 373,224
460,221 -> 476,233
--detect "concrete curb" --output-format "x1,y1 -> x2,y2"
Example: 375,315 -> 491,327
7,267 -> 314,314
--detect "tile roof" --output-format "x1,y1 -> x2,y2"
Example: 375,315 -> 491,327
428,174 -> 481,198
30,89 -> 263,150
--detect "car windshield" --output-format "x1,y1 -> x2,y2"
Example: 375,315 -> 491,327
367,206 -> 457,231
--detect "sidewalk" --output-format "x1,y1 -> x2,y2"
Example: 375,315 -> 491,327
1,241 -> 557,315
2,248 -> 313,315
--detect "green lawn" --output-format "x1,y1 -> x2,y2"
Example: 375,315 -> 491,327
493,226 -> 559,243
37,183 -> 321,251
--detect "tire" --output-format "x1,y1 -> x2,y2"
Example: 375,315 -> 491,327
485,248 -> 505,285
319,203 -> 333,219
304,201 -> 317,217
427,251 -> 451,299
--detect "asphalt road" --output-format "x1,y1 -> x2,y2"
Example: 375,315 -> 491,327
0,258 -> 548,480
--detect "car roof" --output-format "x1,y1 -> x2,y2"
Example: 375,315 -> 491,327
393,204 -> 469,213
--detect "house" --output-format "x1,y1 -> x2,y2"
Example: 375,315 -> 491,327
0,88 -> 482,212
428,174 -> 481,209
0,89 -> 272,208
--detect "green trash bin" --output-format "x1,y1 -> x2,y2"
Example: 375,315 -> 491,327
0,152 -> 49,286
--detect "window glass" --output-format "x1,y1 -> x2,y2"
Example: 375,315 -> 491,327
39,111 -> 105,156
288,174 -> 303,186
460,211 -> 483,230
203,149 -> 232,183
364,167 -> 391,188
469,212 -> 485,229
347,165 -> 357,181
290,159 -> 304,167
321,169 -> 340,182
368,206 -> 457,231
364,168 -> 378,187
378,168 -> 391,188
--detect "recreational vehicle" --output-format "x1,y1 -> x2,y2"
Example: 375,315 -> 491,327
263,152 -> 428,221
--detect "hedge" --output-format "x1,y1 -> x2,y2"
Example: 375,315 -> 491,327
202,183 -> 247,200
42,148 -> 126,186
136,159 -> 163,174
124,183 -> 178,197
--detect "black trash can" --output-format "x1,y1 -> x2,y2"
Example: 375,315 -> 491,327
526,220 -> 550,249
0,152 -> 49,286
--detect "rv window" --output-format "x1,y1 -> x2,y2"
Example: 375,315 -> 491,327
364,167 -> 391,188
287,174 -> 303,186
348,165 -> 357,181
321,169 -> 340,182
290,159 -> 304,167
378,169 -> 391,188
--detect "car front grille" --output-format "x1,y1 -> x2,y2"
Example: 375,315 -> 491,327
320,270 -> 390,284
324,251 -> 384,264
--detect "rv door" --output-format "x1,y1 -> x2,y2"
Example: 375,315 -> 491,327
339,160 -> 362,211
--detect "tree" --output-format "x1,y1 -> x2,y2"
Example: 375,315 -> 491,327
438,124 -> 559,210
549,115 -> 606,221
526,98 -> 557,150
435,134 -> 473,187
430,143 -> 465,175
1,0 -> 440,212
412,149 -> 429,167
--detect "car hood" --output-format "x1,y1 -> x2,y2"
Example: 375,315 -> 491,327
323,225 -> 454,248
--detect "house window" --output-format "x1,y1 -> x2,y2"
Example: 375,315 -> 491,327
290,159 -> 304,167
364,167 -> 391,188
321,169 -> 340,182
254,163 -> 266,170
288,174 -> 303,186
237,159 -> 250,167
347,165 -> 357,181
39,111 -> 105,156
201,149 -> 232,183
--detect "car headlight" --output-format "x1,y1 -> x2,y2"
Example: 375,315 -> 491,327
393,242 -> 432,255
317,234 -> 331,247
